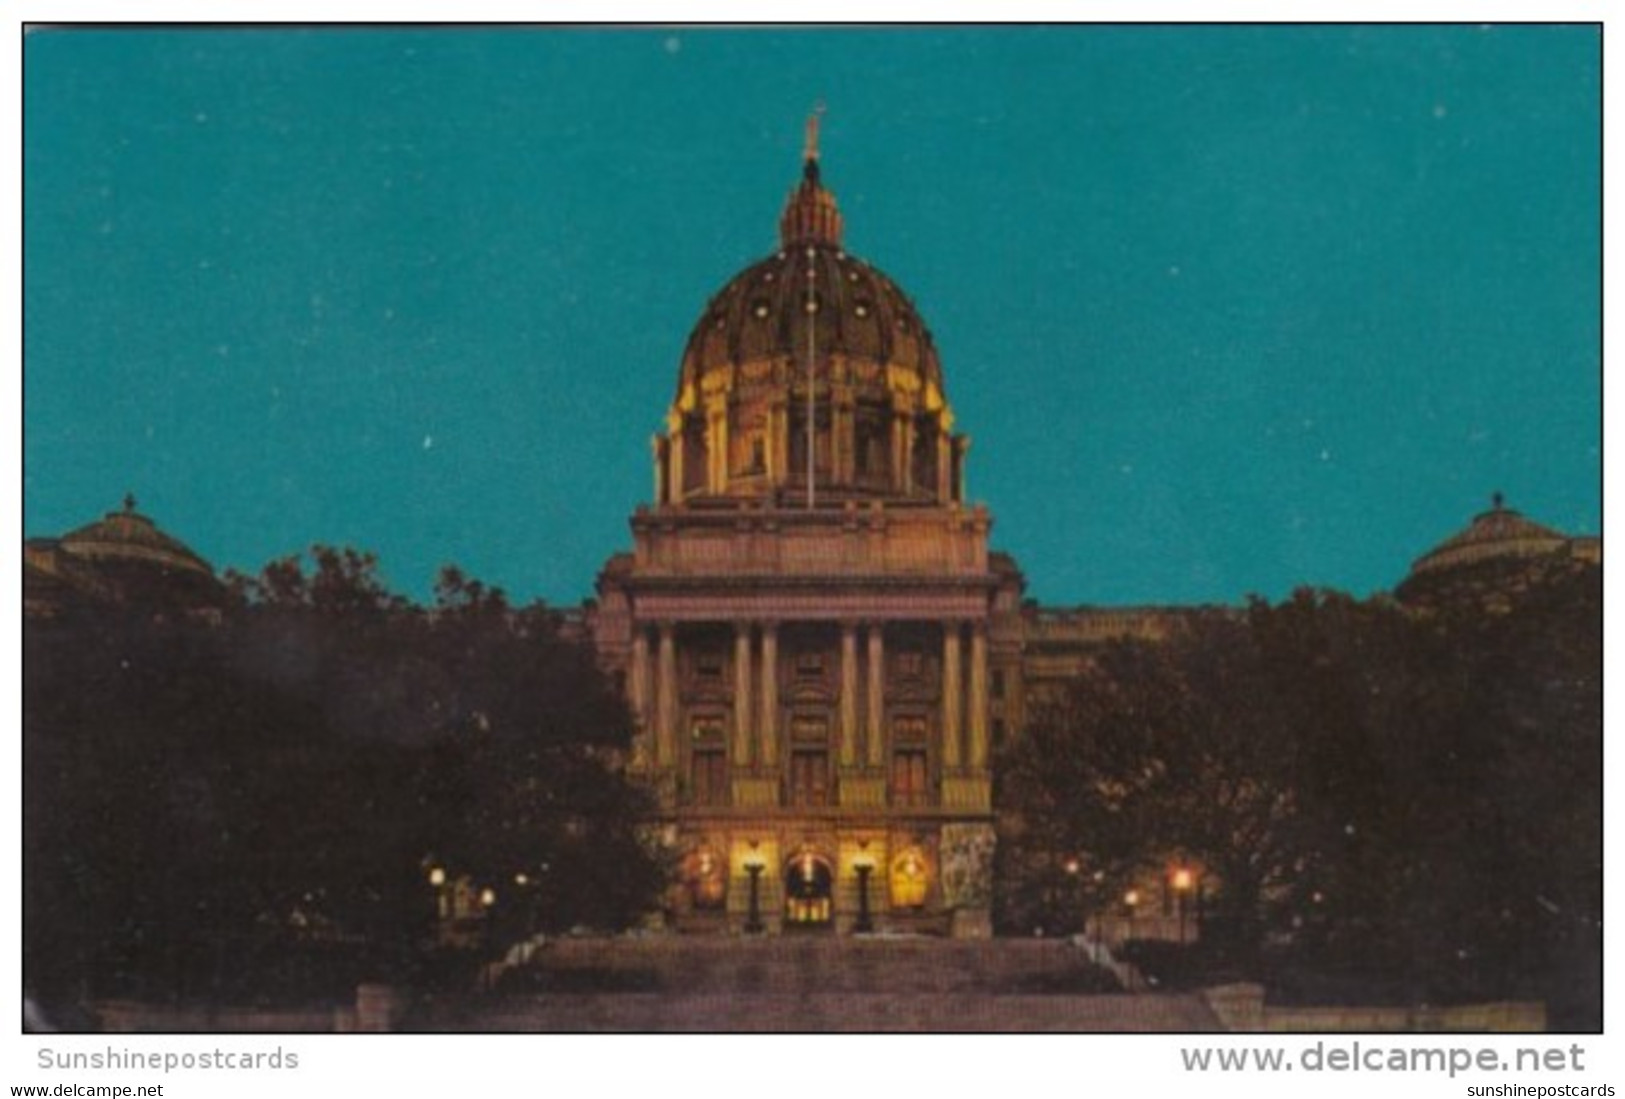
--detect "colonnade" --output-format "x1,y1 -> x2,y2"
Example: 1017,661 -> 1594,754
627,618 -> 991,780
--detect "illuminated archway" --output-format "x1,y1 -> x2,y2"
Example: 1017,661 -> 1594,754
784,849 -> 834,927
890,847 -> 930,909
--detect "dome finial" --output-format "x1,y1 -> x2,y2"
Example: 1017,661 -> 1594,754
123,492 -> 137,513
803,102 -> 825,163
1492,490 -> 1505,511
779,108 -> 843,247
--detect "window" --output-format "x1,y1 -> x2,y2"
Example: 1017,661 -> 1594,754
789,750 -> 830,806
892,715 -> 928,743
790,716 -> 828,744
795,652 -> 826,680
691,716 -> 726,742
892,749 -> 929,807
894,651 -> 925,680
694,653 -> 725,681
991,669 -> 1006,700
690,748 -> 728,806
685,846 -> 726,910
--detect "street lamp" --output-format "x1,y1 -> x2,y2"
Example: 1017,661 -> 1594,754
1123,889 -> 1141,992
1171,866 -> 1194,946
743,851 -> 766,934
853,853 -> 876,934
1062,857 -> 1083,941
426,864 -> 450,941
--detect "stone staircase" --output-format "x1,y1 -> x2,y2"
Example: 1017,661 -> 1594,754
417,936 -> 1222,1032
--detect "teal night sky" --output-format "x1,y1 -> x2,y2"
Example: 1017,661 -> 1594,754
24,26 -> 1600,607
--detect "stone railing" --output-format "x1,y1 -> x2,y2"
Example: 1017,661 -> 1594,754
1201,983 -> 1546,1033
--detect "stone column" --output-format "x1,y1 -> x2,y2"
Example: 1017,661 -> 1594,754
902,415 -> 917,493
968,622 -> 989,770
834,396 -> 856,485
941,622 -> 962,770
759,622 -> 779,768
866,623 -> 885,768
839,622 -> 859,767
770,403 -> 789,487
656,622 -> 678,767
936,430 -> 952,503
630,627 -> 651,729
707,407 -> 724,492
734,622 -> 754,767
668,415 -> 686,503
651,435 -> 668,506
629,626 -> 652,766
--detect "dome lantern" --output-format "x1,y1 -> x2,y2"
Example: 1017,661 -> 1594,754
778,106 -> 843,248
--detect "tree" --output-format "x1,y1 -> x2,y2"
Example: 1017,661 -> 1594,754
26,548 -> 669,1012
996,572 -> 1600,1026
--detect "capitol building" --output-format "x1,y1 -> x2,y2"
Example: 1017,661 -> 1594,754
581,121 -> 1599,939
25,121 -> 1598,945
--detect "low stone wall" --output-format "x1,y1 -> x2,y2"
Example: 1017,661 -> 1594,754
93,1000 -> 353,1033
1202,983 -> 1547,1033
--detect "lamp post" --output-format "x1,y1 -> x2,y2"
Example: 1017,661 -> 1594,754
1123,889 -> 1141,992
427,865 -> 448,945
1171,866 -> 1194,946
478,887 -> 498,989
1062,857 -> 1082,941
853,859 -> 875,934
743,858 -> 765,934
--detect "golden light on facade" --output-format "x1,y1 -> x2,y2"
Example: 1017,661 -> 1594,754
427,866 -> 446,887
1171,867 -> 1194,893
1124,889 -> 1140,909
479,888 -> 496,907
514,872 -> 529,886
1063,857 -> 1080,876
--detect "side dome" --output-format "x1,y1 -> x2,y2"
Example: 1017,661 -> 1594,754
60,494 -> 214,577
27,495 -> 222,616
1397,493 -> 1600,610
654,116 -> 967,509
1408,493 -> 1568,578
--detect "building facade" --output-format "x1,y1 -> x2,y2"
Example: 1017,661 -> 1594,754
26,131 -> 1597,945
588,125 -> 1179,937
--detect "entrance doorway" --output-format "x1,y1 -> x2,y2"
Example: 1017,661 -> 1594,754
784,851 -> 834,928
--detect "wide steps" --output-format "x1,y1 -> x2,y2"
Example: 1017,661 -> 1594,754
508,936 -> 1107,995
427,991 -> 1221,1032
421,937 -> 1223,1031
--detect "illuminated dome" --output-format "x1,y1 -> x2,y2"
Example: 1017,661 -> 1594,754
654,114 -> 966,509
677,170 -> 943,396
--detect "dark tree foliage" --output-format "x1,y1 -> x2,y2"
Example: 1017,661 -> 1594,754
996,568 -> 1600,1026
26,549 -> 666,1012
